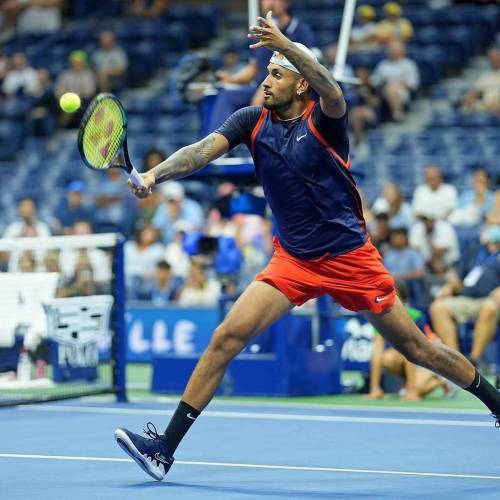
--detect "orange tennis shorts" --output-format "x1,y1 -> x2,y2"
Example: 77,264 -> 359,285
255,237 -> 396,314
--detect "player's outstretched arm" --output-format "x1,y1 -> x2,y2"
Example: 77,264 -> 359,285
248,11 -> 346,118
128,132 -> 229,198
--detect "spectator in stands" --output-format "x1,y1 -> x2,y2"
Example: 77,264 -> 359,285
370,41 -> 419,122
54,50 -> 96,127
384,227 -> 425,284
52,181 -> 94,234
0,47 -> 8,84
3,197 -> 50,238
429,226 -> 500,364
1,52 -> 40,97
124,224 -> 165,294
350,4 -> 378,52
220,49 -> 245,77
137,149 -> 166,225
43,250 -> 60,273
365,280 -> 451,401
126,0 -> 168,18
92,31 -> 128,93
375,2 -> 414,45
350,66 -> 380,145
409,205 -> 460,275
61,251 -> 98,297
323,43 -> 355,83
373,182 -> 413,229
449,169 -> 495,226
18,250 -> 36,272
485,191 -> 500,227
177,261 -> 221,307
59,220 -> 111,286
93,169 -> 136,236
461,45 -> 500,116
369,199 -> 391,255
30,68 -> 57,136
164,221 -> 192,279
2,0 -> 62,35
140,260 -> 183,306
208,0 -> 315,131
152,181 -> 204,244
412,164 -> 458,220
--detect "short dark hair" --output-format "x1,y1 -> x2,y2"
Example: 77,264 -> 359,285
389,227 -> 408,237
157,260 -> 171,271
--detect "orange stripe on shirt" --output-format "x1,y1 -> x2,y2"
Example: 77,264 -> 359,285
250,107 -> 268,156
307,114 -> 350,170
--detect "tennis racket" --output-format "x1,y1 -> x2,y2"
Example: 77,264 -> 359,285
77,93 -> 145,187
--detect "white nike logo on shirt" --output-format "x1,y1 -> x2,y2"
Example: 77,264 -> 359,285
375,296 -> 390,303
296,133 -> 307,142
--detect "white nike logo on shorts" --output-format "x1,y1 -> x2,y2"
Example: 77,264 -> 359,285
375,296 -> 390,303
296,133 -> 307,141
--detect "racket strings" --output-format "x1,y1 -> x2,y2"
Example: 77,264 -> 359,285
81,99 -> 125,169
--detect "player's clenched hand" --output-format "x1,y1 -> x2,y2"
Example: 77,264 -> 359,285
128,172 -> 155,198
248,11 -> 289,51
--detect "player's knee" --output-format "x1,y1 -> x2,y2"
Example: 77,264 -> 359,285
210,323 -> 246,359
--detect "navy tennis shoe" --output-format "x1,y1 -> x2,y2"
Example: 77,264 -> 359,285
114,422 -> 174,481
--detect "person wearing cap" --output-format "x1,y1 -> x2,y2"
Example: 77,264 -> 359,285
350,5 -> 379,52
409,204 -> 460,276
430,226 -> 500,366
118,11 -> 500,481
151,181 -> 204,244
54,50 -> 96,127
208,0 -> 316,132
53,180 -> 94,234
376,2 -> 414,45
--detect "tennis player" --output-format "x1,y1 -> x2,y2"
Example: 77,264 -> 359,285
115,12 -> 500,481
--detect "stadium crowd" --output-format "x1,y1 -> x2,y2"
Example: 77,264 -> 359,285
0,0 -> 499,393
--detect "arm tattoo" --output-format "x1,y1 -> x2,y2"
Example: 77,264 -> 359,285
151,134 -> 218,184
281,42 -> 343,103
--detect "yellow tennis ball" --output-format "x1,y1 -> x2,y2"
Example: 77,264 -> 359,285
59,92 -> 81,113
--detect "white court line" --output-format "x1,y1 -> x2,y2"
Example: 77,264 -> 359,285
0,453 -> 499,481
151,396 -> 487,415
17,404 -> 492,428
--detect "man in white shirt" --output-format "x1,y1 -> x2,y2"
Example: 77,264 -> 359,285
92,31 -> 128,92
370,40 -> 419,121
2,52 -> 40,97
461,45 -> 500,115
409,205 -> 460,275
3,197 -> 50,238
412,164 -> 458,220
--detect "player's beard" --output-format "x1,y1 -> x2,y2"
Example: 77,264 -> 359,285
263,89 -> 294,111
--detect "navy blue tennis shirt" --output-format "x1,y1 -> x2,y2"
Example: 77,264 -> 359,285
215,101 -> 367,259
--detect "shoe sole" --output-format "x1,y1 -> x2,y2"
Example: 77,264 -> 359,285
114,428 -> 165,481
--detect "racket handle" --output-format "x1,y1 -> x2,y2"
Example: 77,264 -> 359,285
129,167 -> 146,187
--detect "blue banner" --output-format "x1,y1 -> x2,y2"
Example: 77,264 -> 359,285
125,306 -> 218,362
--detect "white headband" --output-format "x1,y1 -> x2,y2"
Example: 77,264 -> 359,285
269,42 -> 318,74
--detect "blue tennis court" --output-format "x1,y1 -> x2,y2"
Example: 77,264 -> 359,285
1,400 -> 498,499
